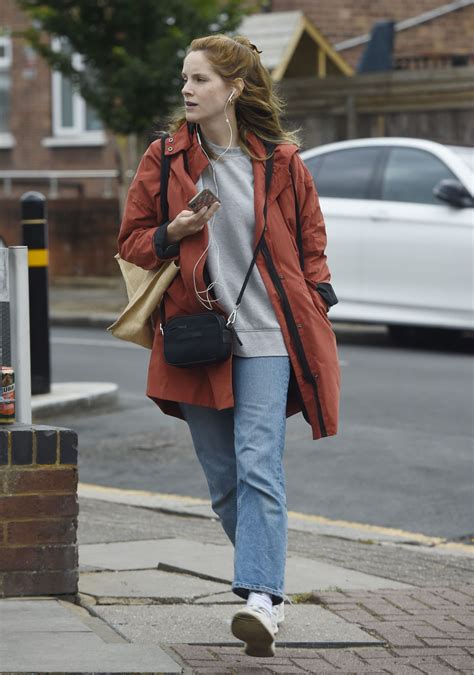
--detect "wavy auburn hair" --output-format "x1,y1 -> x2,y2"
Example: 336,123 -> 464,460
167,34 -> 300,159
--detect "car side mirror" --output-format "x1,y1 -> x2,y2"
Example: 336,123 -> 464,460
433,179 -> 474,208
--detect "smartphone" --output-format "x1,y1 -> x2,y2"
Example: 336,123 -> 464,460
188,188 -> 220,213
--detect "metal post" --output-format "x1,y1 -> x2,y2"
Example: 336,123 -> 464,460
21,192 -> 51,395
9,247 -> 32,424
0,247 -> 11,367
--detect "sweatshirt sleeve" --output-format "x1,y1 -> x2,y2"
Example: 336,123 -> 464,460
117,141 -> 180,269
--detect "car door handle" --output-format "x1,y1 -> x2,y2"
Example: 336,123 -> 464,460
370,210 -> 389,221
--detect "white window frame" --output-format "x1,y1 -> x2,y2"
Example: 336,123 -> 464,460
45,37 -> 105,146
0,35 -> 14,148
0,35 -> 12,68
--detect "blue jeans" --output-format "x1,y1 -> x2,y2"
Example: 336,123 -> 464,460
181,355 -> 290,605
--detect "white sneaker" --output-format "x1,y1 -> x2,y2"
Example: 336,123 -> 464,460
231,603 -> 276,657
272,601 -> 285,634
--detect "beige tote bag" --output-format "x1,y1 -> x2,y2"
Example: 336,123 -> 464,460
107,254 -> 180,349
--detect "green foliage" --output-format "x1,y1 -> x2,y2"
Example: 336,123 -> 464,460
16,0 -> 250,135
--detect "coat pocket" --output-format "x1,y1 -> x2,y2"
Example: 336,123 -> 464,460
305,279 -> 338,312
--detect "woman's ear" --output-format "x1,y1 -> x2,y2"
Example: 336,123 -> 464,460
233,78 -> 244,98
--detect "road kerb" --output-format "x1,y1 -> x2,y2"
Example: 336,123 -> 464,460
78,482 -> 473,555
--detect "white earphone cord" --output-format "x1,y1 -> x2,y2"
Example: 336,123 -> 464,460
192,91 -> 235,310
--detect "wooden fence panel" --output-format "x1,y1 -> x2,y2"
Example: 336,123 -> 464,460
280,67 -> 474,147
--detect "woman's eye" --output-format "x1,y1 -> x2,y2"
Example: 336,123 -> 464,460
182,75 -> 207,84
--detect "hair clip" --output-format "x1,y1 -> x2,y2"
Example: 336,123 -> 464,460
249,42 -> 262,54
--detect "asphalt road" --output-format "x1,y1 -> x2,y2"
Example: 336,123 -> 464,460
45,325 -> 473,541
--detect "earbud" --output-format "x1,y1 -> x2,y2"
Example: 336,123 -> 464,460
193,88 -> 236,310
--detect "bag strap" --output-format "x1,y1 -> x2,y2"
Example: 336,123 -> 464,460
160,133 -> 192,224
160,135 -> 171,223
226,142 -> 275,326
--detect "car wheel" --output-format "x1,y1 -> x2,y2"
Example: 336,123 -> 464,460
388,325 -> 461,349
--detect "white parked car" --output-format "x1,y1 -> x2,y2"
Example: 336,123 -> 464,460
301,138 -> 474,344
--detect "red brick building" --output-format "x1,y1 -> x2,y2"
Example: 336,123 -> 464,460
0,0 -> 117,201
271,0 -> 474,70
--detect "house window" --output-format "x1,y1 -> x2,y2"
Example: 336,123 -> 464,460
46,37 -> 104,146
0,36 -> 12,136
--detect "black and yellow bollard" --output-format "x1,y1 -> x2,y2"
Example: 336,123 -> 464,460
21,192 -> 51,395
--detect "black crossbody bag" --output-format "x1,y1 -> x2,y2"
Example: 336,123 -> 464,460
160,146 -> 275,368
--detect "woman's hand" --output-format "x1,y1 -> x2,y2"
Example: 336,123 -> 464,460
166,202 -> 220,244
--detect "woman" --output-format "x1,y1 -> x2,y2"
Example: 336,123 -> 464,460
118,34 -> 340,658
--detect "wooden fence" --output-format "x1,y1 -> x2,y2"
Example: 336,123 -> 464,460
280,66 -> 474,148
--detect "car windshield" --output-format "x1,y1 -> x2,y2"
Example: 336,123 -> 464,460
447,146 -> 474,172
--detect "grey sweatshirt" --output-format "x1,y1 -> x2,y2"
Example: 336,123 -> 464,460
197,140 -> 287,358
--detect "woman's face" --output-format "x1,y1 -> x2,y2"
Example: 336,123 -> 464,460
181,50 -> 234,126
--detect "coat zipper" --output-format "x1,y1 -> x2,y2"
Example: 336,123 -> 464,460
261,239 -> 327,437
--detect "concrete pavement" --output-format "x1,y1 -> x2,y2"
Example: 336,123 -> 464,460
8,279 -> 469,672
1,487 -> 473,674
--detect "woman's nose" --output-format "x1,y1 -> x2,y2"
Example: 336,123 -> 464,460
182,82 -> 192,96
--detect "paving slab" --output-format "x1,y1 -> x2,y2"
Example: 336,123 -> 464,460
79,538 -> 194,571
95,603 -> 382,647
80,537 -> 410,592
154,539 -> 234,582
1,634 -> 182,672
285,553 -> 412,592
195,591 -> 241,604
79,568 -> 229,602
0,599 -> 182,673
0,599 -> 94,633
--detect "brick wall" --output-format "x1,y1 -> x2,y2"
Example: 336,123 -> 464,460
272,0 -> 474,68
341,5 -> 474,69
394,5 -> 474,56
0,424 -> 79,597
272,0 -> 469,45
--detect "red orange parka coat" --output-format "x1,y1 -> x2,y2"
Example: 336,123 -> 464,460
118,123 -> 340,440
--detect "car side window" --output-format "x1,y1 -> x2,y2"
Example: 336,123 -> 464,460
304,148 -> 381,199
382,148 -> 457,205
